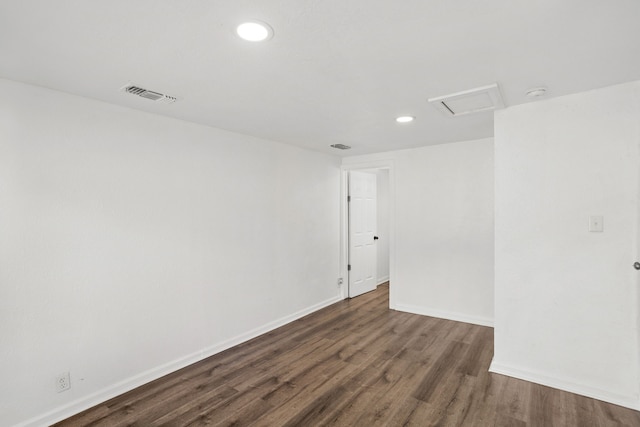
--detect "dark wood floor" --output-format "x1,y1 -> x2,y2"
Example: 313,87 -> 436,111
56,283 -> 640,426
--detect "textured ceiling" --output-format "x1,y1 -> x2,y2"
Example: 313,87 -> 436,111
1,0 -> 640,156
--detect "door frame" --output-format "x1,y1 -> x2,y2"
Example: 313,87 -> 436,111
340,158 -> 395,308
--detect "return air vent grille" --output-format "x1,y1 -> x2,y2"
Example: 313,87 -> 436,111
330,144 -> 351,150
122,84 -> 177,104
428,83 -> 504,117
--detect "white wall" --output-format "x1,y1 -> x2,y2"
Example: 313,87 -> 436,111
376,169 -> 390,283
492,80 -> 640,409
0,79 -> 341,427
344,138 -> 495,326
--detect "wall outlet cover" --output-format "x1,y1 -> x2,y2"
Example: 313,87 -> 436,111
56,372 -> 71,393
589,215 -> 604,232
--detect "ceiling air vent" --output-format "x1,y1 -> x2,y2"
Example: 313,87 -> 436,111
330,144 -> 351,150
428,83 -> 504,117
121,84 -> 177,104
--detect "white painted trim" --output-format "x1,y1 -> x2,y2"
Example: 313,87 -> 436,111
15,294 -> 342,427
341,159 -> 395,307
339,169 -> 349,300
377,275 -> 389,285
488,359 -> 640,411
394,303 -> 494,327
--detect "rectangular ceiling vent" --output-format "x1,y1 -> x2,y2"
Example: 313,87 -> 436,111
428,83 -> 504,117
330,144 -> 351,150
121,84 -> 177,104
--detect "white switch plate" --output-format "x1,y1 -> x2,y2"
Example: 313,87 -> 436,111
589,215 -> 604,232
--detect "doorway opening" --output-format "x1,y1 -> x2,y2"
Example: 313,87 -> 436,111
341,160 -> 394,308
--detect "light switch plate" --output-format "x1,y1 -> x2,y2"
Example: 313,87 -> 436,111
589,215 -> 604,232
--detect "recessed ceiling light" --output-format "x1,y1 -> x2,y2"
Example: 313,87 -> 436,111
396,116 -> 415,123
236,21 -> 274,42
526,87 -> 547,98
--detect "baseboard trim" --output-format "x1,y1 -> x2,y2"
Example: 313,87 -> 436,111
394,303 -> 494,327
15,294 -> 342,427
489,359 -> 640,411
377,276 -> 389,285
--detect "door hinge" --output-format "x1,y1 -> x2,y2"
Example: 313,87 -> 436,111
347,195 -> 351,202
348,264 -> 351,271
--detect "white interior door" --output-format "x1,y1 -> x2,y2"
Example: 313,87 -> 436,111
349,171 -> 377,298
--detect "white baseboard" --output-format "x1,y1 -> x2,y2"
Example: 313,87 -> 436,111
489,359 -> 640,411
377,275 -> 389,285
15,294 -> 342,427
394,303 -> 494,327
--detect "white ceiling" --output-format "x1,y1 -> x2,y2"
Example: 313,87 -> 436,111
1,0 -> 640,156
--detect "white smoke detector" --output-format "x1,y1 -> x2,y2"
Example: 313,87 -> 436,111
526,87 -> 547,98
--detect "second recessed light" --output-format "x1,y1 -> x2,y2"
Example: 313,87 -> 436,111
236,21 -> 274,42
396,116 -> 415,123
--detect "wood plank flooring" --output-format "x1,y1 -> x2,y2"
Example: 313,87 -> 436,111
55,284 -> 640,426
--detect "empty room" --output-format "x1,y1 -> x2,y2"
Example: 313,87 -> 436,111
2,1 -> 640,426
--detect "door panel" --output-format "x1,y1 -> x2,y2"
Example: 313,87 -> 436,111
349,171 -> 377,298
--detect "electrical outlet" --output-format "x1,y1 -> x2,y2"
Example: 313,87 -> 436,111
56,372 -> 71,393
589,215 -> 604,232
337,277 -> 343,286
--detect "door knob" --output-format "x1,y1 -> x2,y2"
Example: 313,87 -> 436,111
634,262 -> 640,270
374,236 -> 379,240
